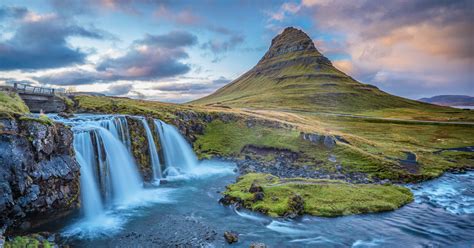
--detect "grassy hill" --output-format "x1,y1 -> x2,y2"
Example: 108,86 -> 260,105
192,27 -> 472,121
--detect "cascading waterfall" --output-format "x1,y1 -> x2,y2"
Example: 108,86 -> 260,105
139,118 -> 162,181
55,114 -> 202,231
99,116 -> 131,150
95,127 -> 142,204
67,116 -> 143,220
154,120 -> 198,176
74,132 -> 104,219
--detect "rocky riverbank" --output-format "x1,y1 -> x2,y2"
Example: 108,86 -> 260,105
0,116 -> 80,234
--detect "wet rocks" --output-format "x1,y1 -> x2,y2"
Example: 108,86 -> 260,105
57,112 -> 74,119
126,116 -> 154,181
0,117 -> 80,233
224,231 -> 238,244
250,242 -> 268,248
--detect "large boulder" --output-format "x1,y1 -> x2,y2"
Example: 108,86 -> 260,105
0,117 -> 80,233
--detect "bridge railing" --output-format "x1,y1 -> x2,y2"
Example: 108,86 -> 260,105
13,83 -> 57,96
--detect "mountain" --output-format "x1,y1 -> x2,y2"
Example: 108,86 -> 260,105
191,27 -> 444,114
419,95 -> 474,107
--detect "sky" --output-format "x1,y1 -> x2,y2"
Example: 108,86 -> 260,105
0,0 -> 472,103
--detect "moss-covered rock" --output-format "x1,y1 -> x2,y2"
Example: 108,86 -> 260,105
222,173 -> 413,217
126,116 -> 153,181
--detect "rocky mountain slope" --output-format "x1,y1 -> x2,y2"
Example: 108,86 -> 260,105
191,27 -> 453,115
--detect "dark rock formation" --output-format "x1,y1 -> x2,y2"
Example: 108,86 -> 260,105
237,158 -> 372,184
250,242 -> 268,248
284,194 -> 305,218
223,231 -> 238,244
126,116 -> 152,181
300,132 -> 336,149
0,117 -> 80,233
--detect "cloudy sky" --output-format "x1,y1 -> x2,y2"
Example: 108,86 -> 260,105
0,0 -> 472,102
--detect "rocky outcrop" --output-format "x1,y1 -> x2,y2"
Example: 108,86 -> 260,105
300,132 -> 336,149
126,117 -> 154,181
0,117 -> 80,233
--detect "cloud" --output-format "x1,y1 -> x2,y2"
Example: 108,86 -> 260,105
0,10 -> 112,70
152,76 -> 231,93
35,30 -> 197,85
104,83 -> 133,96
267,2 -> 301,21
136,31 -> 197,48
155,6 -> 202,25
297,0 -> 474,98
0,6 -> 28,20
201,34 -> 245,54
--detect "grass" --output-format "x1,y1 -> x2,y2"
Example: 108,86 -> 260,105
18,115 -> 54,126
4,236 -> 52,248
73,95 -> 189,121
0,91 -> 29,117
224,173 -> 413,217
67,95 -> 474,183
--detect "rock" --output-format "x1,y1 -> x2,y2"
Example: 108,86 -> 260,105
58,112 -> 74,119
249,182 -> 263,193
323,136 -> 336,149
224,231 -> 238,244
285,194 -> 305,218
0,117 -> 80,232
253,192 -> 265,202
250,242 -> 268,248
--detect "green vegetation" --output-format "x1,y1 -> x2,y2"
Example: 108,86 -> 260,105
224,173 -> 413,217
59,95 -> 75,112
74,95 -> 190,121
0,91 -> 29,117
19,115 -> 54,126
4,236 -> 52,248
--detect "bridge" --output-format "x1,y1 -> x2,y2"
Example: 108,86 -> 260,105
10,83 -> 68,113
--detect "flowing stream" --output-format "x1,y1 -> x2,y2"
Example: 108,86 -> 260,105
42,114 -> 474,247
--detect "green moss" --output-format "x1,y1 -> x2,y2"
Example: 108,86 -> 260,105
0,91 -> 29,116
59,95 -> 74,112
19,115 -> 54,126
4,236 -> 52,248
224,173 -> 414,217
126,117 -> 152,180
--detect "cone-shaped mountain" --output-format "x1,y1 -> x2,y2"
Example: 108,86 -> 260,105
192,27 -> 438,113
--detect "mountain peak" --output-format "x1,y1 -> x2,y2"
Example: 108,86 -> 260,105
260,27 -> 319,62
192,26 -> 432,114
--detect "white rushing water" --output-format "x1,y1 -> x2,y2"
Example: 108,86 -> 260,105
154,120 -> 198,176
53,114 -> 212,238
140,118 -> 162,181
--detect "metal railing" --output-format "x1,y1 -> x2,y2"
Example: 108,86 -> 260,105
13,82 -> 57,95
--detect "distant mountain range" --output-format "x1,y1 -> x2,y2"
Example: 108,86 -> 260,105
418,95 -> 474,107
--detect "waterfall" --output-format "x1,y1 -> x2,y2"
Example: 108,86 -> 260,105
99,116 -> 131,150
69,116 -> 143,219
95,127 -> 142,205
154,120 -> 198,176
74,132 -> 104,219
139,118 -> 162,181
54,114 -> 203,226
